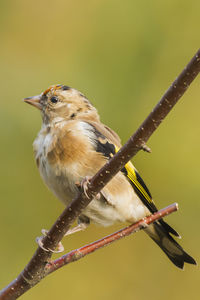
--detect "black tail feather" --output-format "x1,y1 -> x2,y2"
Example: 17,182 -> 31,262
145,222 -> 196,269
159,219 -> 180,237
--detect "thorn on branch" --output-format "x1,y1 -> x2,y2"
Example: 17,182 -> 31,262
141,143 -> 152,153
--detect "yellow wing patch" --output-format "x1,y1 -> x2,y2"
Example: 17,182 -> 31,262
114,145 -> 153,205
125,161 -> 153,204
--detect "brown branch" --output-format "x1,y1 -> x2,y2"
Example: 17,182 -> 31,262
0,49 -> 200,300
45,203 -> 178,275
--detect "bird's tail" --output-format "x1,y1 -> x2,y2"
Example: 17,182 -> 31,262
144,222 -> 196,269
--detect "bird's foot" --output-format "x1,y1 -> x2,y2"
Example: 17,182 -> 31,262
139,220 -> 148,230
76,176 -> 101,199
36,229 -> 64,253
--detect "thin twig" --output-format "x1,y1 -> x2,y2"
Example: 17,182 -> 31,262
45,203 -> 178,275
0,49 -> 200,300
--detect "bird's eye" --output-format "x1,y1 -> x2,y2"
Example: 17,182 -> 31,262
50,96 -> 58,104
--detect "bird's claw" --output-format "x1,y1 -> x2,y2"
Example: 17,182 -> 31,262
75,176 -> 92,198
139,220 -> 148,230
36,229 -> 64,253
81,176 -> 91,198
76,176 -> 101,199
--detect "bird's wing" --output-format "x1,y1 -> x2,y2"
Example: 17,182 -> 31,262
85,121 -> 179,237
85,121 -> 180,237
88,121 -> 122,148
86,121 -> 158,214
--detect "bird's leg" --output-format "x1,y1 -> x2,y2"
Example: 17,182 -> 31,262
64,222 -> 88,236
65,215 -> 90,236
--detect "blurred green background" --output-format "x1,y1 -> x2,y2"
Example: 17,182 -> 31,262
0,0 -> 199,299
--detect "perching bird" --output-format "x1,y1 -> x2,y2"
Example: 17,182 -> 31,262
24,84 -> 196,269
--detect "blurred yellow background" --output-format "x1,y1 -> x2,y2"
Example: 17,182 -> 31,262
0,0 -> 199,299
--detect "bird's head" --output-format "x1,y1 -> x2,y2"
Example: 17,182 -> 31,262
24,85 -> 99,124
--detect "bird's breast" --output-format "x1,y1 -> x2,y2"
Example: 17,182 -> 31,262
33,128 -> 78,205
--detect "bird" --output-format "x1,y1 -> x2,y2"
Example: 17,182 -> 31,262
24,84 -> 196,269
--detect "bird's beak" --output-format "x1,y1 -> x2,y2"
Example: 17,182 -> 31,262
24,94 -> 42,110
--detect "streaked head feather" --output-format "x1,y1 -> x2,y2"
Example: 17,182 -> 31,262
38,85 -> 100,124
